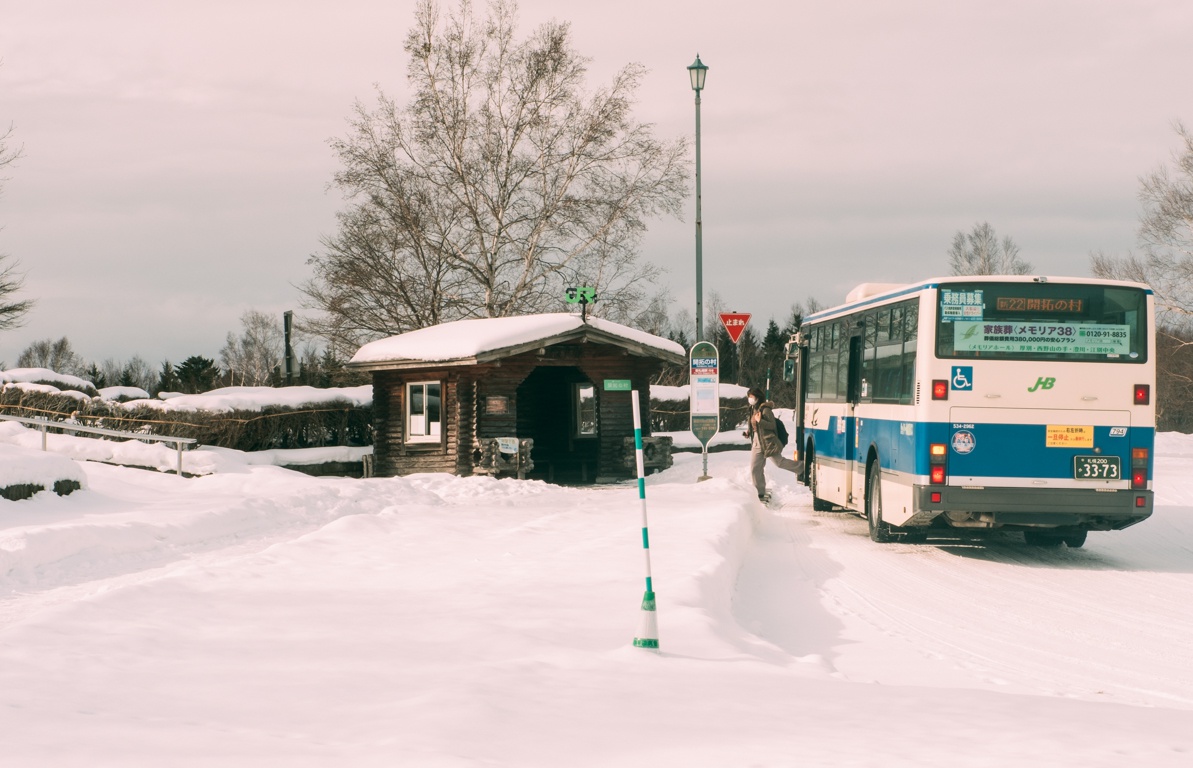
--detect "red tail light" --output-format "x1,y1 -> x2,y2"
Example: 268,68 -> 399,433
932,380 -> 949,400
1131,447 -> 1149,489
929,443 -> 947,485
1134,384 -> 1150,405
1136,496 -> 1147,508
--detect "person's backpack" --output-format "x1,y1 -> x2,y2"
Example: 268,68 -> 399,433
774,417 -> 789,447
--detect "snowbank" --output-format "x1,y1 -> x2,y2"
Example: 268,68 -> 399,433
0,421 -> 371,482
0,443 -> 87,490
3,441 -> 1193,764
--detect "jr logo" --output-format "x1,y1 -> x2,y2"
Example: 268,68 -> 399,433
1028,376 -> 1056,392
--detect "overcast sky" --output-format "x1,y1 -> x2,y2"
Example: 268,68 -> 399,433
2,0 -> 1191,368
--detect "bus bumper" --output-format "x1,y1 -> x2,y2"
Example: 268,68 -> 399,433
912,485 -> 1153,531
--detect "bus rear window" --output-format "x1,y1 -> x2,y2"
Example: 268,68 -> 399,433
935,282 -> 1148,362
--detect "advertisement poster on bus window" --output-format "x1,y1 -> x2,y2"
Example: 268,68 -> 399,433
951,321 -> 1132,356
939,289 -> 984,322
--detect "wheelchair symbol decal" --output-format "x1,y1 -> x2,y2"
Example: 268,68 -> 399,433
951,366 -> 973,391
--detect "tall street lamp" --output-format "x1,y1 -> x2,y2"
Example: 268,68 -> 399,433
687,54 -> 708,341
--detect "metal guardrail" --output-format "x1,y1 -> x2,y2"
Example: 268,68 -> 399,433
0,414 -> 197,476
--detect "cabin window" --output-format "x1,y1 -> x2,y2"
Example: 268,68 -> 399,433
574,383 -> 597,437
406,381 -> 442,442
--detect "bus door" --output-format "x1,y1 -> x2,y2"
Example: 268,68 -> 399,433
783,335 -> 807,467
845,332 -> 864,509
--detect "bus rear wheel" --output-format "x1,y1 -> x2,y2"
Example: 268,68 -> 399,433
1025,529 -> 1087,548
866,464 -> 894,543
1024,530 -> 1064,547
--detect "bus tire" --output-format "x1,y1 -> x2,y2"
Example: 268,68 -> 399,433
867,463 -> 894,543
1024,530 -> 1064,547
809,455 -> 835,511
1063,530 -> 1088,548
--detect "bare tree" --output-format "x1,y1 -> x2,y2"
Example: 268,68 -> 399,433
948,222 -> 1032,276
302,0 -> 689,350
1091,123 -> 1193,321
16,337 -> 86,375
93,356 -> 155,392
221,310 -> 284,386
1089,122 -> 1193,430
1,115 -> 33,332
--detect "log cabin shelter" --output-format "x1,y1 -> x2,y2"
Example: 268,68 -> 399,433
348,313 -> 685,484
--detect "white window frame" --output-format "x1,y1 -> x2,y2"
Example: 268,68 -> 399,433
406,381 -> 442,443
573,382 -> 597,438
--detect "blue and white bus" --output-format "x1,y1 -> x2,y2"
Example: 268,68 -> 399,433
785,276 -> 1155,547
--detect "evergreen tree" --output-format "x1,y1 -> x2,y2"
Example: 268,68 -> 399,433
85,363 -> 107,389
157,361 -> 181,394
175,356 -> 221,394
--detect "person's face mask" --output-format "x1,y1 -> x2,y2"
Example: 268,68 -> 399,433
748,397 -> 757,406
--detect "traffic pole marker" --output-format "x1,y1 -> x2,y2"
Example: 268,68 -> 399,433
630,390 -> 659,650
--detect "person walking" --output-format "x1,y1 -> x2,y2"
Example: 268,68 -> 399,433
743,387 -> 802,502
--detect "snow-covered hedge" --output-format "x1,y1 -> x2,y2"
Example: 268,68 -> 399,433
0,368 -> 98,397
0,442 -> 87,500
1,371 -> 374,452
649,384 -> 754,432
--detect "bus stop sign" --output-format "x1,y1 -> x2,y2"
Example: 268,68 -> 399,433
690,340 -> 720,449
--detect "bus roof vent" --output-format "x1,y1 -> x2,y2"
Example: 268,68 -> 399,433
846,283 -> 907,303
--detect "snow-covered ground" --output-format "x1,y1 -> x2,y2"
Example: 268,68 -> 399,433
2,428 -> 1193,765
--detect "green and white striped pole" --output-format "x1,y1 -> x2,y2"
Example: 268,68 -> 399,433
630,390 -> 659,650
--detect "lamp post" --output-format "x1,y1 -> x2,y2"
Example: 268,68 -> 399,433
687,54 -> 708,341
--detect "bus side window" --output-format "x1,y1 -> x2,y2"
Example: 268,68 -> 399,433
835,322 -> 851,401
828,322 -> 841,401
807,326 -> 823,400
901,301 -> 919,404
861,315 -> 877,401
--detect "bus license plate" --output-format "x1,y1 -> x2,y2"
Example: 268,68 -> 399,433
1073,456 -> 1121,480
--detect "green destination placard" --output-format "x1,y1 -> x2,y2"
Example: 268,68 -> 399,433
604,379 -> 632,391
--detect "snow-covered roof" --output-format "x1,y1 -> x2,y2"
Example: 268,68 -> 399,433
349,313 -> 685,369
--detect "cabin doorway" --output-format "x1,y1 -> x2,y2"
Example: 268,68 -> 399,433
516,366 -> 599,483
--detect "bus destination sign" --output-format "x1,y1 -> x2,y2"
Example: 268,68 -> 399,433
995,297 -> 1084,313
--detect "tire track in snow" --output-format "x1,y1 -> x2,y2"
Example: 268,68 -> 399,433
732,490 -> 1193,709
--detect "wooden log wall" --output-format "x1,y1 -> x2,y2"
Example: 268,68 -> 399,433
372,369 -> 462,478
370,342 -> 665,481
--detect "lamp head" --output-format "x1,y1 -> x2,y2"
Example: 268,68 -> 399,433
687,54 -> 708,92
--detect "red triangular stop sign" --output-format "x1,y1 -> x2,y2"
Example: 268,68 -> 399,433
719,312 -> 752,344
